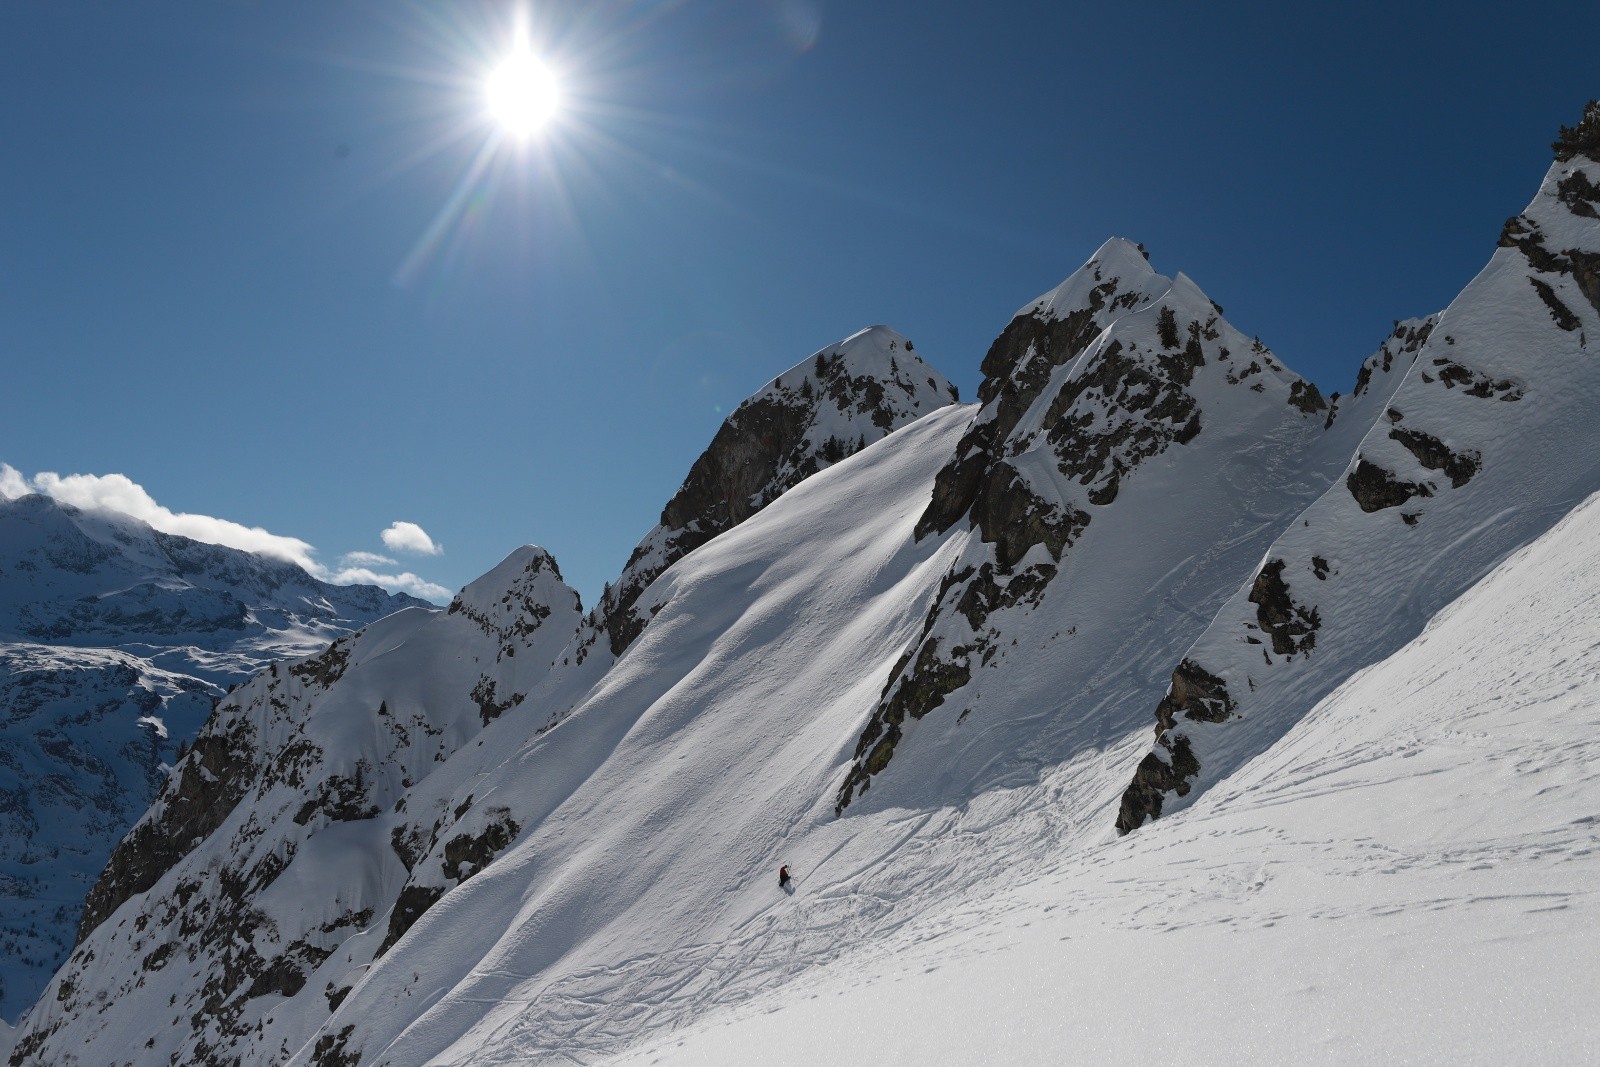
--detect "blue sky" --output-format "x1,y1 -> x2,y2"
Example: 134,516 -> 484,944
2,1 -> 1595,605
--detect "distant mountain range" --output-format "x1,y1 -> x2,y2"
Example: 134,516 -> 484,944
0,494 -> 427,1022
8,101 -> 1600,1067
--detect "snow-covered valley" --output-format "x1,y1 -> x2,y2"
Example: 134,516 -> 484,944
6,103 -> 1600,1067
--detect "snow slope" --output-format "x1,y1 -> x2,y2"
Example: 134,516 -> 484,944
0,495 -> 425,1022
16,108 -> 1600,1067
612,482 -> 1600,1066
9,327 -> 957,1066
585,323 -> 955,661
1118,124 -> 1600,833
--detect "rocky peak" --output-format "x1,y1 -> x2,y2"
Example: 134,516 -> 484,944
1116,108 -> 1600,836
1552,98 -> 1600,164
590,326 -> 957,659
838,245 -> 1333,812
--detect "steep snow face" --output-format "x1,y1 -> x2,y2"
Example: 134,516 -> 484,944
587,324 -> 956,659
610,484 -> 1600,1067
10,547 -> 581,1066
1118,122 -> 1600,833
12,404 -> 974,1067
9,328 -> 955,1065
0,496 -> 426,1022
834,239 -> 1370,813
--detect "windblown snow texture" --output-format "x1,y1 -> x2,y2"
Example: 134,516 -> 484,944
586,324 -> 956,660
1117,107 -> 1600,834
0,495 -> 425,1022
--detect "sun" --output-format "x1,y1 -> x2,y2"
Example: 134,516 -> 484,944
486,46 -> 561,138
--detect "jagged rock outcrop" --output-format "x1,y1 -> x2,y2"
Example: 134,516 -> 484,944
1116,104 -> 1600,834
585,325 -> 956,659
836,239 -> 1375,812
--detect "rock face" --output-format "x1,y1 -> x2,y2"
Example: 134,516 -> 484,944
0,495 -> 426,1022
586,325 -> 956,660
835,239 -> 1392,813
1116,105 -> 1600,834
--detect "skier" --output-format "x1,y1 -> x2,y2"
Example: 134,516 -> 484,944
778,864 -> 791,890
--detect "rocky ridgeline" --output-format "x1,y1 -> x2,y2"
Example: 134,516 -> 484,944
1118,101 -> 1600,833
583,325 -> 956,661
13,101 -> 1600,1067
835,239 -> 1376,812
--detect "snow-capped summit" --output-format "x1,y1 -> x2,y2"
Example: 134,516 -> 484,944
837,241 -> 1348,813
588,324 -> 957,659
1117,101 -> 1600,833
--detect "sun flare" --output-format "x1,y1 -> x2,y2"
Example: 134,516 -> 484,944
486,46 -> 560,137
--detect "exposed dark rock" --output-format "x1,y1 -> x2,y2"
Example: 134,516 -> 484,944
471,675 -> 525,726
310,1025 -> 361,1067
915,421 -> 996,540
1115,736 -> 1200,835
1287,380 -> 1327,415
1153,660 -> 1236,731
1040,334 -> 1206,505
1346,458 -> 1433,513
1425,357 -> 1524,401
76,724 -> 256,943
1312,556 -> 1331,580
918,283 -> 1130,538
600,345 -> 949,657
970,464 -> 1089,571
1558,168 -> 1600,219
378,885 -> 444,958
288,638 -> 353,689
1247,561 -> 1321,658
1530,277 -> 1581,331
1552,99 -> 1600,163
244,940 -> 333,1001
1116,661 -> 1234,834
441,811 -> 521,884
1389,427 -> 1482,488
291,766 -> 379,827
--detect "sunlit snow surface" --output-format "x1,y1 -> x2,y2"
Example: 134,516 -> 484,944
613,486 -> 1600,1066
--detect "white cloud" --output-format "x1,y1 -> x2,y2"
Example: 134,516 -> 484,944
3,463 -> 453,603
30,470 -> 320,571
0,463 -> 28,501
340,550 -> 398,567
329,567 -> 452,603
381,520 -> 443,556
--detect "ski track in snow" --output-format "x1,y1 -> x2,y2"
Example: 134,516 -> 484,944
608,486 -> 1600,1066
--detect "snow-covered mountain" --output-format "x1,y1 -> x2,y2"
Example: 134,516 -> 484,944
10,104 -> 1600,1067
1116,99 -> 1600,834
613,479 -> 1600,1065
7,327 -> 957,1066
585,324 -> 956,660
0,495 -> 427,1023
